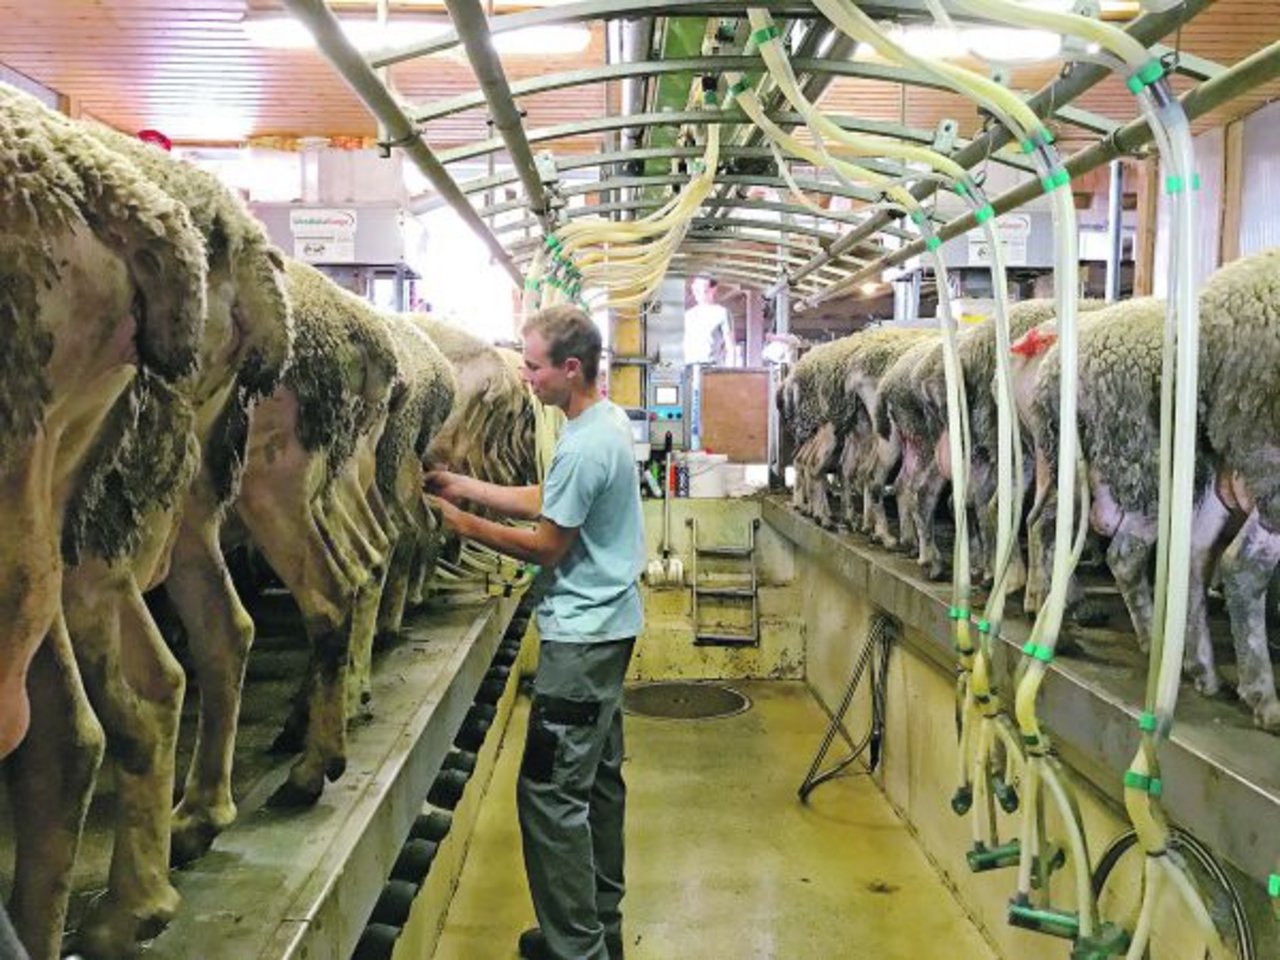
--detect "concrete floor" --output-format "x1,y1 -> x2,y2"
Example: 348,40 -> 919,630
433,681 -> 997,960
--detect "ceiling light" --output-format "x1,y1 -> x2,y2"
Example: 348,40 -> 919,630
860,281 -> 882,296
492,25 -> 591,56
242,13 -> 589,56
964,27 -> 1062,63
242,14 -> 450,50
862,24 -> 1063,65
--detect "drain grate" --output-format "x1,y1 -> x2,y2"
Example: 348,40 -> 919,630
622,682 -> 750,721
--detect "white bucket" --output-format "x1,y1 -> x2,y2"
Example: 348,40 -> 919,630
686,452 -> 729,498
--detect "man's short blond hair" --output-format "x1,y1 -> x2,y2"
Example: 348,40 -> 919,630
522,304 -> 601,382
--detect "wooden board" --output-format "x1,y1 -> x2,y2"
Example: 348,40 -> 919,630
700,368 -> 769,463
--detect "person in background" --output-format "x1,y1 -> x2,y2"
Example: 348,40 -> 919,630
424,304 -> 645,960
682,275 -> 737,366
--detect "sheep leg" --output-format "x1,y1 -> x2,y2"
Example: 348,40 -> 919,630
893,442 -> 920,555
1182,488 -> 1231,695
1023,447 -> 1055,616
0,436 -> 60,761
870,437 -> 900,550
166,504 -> 255,866
63,557 -> 185,957
1218,510 -> 1280,731
838,435 -> 860,532
238,479 -> 355,807
6,613 -> 104,960
1104,516 -> 1157,653
912,464 -> 948,582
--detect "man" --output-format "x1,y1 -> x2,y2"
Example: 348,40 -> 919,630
425,304 -> 645,960
682,275 -> 736,367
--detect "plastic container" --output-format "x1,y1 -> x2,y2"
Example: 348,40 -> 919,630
686,452 -> 729,498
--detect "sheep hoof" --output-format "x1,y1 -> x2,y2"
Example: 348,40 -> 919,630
170,816 -> 222,868
269,773 -> 324,809
1193,671 -> 1222,698
1068,598 -> 1109,628
269,721 -> 306,755
75,885 -> 180,958
1254,700 -> 1280,734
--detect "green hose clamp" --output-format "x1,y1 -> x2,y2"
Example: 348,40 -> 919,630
1021,127 -> 1055,153
1019,138 -> 1036,155
976,618 -> 992,634
545,234 -> 561,251
1022,733 -> 1040,747
925,236 -> 942,252
1192,173 -> 1202,191
1126,58 -> 1166,95
909,209 -> 926,226
728,78 -> 750,99
1138,711 -> 1159,733
750,24 -> 781,46
523,278 -> 542,291
948,606 -> 969,621
1123,770 -> 1163,796
1165,175 -> 1185,194
974,204 -> 995,225
704,91 -> 718,107
953,181 -> 971,198
1269,874 -> 1280,898
1040,168 -> 1070,194
1022,642 -> 1054,663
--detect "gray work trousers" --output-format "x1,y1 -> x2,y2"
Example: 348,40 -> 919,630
518,637 -> 635,960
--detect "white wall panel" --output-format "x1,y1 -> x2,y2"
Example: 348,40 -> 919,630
1154,126 -> 1223,296
1239,100 -> 1280,257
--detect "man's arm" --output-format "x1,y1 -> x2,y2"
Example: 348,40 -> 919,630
427,495 -> 578,567
425,470 -> 541,521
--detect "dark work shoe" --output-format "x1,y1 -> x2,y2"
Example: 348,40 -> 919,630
518,928 -> 552,960
518,927 -> 624,960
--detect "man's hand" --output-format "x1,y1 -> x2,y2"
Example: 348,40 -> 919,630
424,469 -> 471,505
424,494 -> 466,535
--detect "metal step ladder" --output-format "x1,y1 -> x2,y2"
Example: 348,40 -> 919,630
687,517 -> 761,647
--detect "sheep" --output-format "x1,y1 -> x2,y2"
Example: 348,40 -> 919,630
839,328 -> 937,546
228,257 -> 400,808
418,318 -> 541,488
18,123 -> 296,959
874,335 -> 948,578
345,311 -> 456,713
1196,247 -> 1280,730
781,335 -> 866,526
0,84 -> 206,960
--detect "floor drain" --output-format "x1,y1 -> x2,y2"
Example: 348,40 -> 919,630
622,682 -> 750,720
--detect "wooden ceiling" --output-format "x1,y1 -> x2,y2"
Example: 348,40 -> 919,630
0,0 -> 1273,154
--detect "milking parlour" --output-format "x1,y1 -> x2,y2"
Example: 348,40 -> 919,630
1,2 -> 1279,959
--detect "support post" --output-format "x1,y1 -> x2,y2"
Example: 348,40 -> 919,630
1105,159 -> 1125,302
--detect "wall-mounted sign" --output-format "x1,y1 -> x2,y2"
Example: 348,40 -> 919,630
968,212 -> 1031,267
290,208 -> 357,263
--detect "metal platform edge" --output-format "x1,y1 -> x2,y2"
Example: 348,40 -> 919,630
762,497 -> 1280,887
148,592 -> 520,960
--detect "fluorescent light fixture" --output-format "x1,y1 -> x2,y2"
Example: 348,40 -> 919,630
860,281 -> 882,296
860,24 -> 1063,64
242,14 -> 589,56
492,24 -> 591,56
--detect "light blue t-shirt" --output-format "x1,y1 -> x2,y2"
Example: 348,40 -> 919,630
536,398 -> 646,642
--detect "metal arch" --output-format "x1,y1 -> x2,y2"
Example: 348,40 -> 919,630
788,0 -> 1217,285
441,146 -> 908,201
801,38 -> 1280,309
670,264 -> 819,289
507,227 -> 846,265
369,0 -> 933,67
280,0 -> 521,285
435,109 -> 1037,167
483,191 -> 904,234
413,56 -> 953,124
